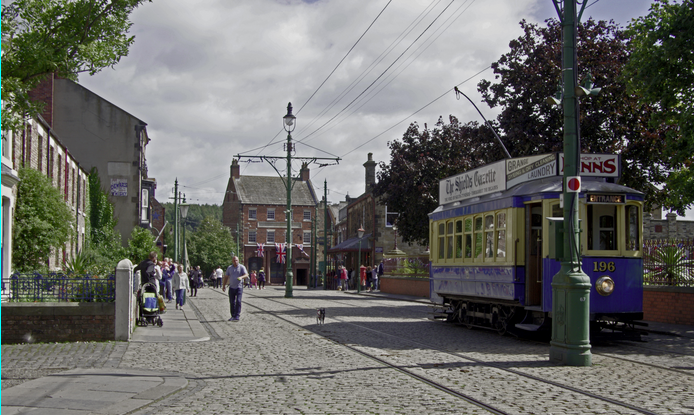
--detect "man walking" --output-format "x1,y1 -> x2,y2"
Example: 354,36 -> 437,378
223,256 -> 249,322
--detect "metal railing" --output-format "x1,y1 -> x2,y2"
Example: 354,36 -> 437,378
643,239 -> 694,287
1,272 -> 116,302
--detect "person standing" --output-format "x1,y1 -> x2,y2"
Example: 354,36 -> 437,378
223,256 -> 249,321
194,266 -> 204,294
373,263 -> 380,291
257,268 -> 266,289
215,266 -> 224,289
250,270 -> 257,289
172,264 -> 190,310
189,266 -> 199,297
134,251 -> 158,286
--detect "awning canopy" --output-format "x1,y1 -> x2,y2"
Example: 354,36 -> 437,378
327,233 -> 372,253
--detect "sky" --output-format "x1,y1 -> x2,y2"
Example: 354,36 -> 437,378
76,0 -> 690,218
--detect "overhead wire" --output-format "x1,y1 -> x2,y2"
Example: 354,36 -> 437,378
302,0 -> 477,144
238,0 -> 394,174
298,0 -> 458,144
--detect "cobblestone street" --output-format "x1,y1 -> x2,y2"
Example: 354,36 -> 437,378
3,287 -> 694,414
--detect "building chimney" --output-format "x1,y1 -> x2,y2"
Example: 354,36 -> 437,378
364,152 -> 376,193
231,158 -> 240,179
300,162 -> 310,181
28,73 -> 55,127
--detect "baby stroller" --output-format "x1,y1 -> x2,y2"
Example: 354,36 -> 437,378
137,282 -> 163,327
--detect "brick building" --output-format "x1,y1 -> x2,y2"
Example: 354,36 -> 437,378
29,74 -> 156,245
3,115 -> 89,271
222,159 -> 321,285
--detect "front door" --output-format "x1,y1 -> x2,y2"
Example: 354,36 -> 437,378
526,203 -> 543,306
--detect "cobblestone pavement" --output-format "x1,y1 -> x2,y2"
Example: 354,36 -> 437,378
3,286 -> 694,414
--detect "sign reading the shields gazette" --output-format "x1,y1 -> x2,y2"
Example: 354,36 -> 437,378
439,160 -> 505,204
110,178 -> 128,197
505,154 -> 557,188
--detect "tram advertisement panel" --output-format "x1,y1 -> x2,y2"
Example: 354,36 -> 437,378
506,154 -> 557,188
439,160 -> 506,204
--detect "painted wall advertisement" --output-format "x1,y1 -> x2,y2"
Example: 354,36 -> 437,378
110,178 -> 128,197
439,160 -> 506,204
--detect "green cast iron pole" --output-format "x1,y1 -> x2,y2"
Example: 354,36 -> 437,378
549,0 -> 592,366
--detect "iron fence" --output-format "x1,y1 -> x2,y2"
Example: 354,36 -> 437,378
1,272 -> 116,302
643,239 -> 694,287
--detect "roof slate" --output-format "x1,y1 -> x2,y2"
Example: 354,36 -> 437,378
235,176 -> 317,206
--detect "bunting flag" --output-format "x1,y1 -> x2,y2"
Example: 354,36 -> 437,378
275,243 -> 286,264
256,243 -> 264,257
296,244 -> 309,257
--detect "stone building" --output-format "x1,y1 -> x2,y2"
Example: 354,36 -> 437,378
3,115 -> 89,271
29,74 -> 156,245
222,159 -> 321,285
328,153 -> 427,272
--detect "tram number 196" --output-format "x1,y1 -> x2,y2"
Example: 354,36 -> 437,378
593,261 -> 616,272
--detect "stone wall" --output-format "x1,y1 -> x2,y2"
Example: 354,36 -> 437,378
644,212 -> 694,241
1,302 -> 115,344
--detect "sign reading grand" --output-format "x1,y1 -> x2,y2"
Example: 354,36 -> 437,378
439,161 -> 506,204
506,154 -> 557,188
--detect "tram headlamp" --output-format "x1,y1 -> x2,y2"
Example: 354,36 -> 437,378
595,276 -> 615,296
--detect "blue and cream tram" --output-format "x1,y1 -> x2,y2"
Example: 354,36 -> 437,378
429,153 -> 644,335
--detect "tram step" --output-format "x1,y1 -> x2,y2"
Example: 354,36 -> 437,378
515,323 -> 543,331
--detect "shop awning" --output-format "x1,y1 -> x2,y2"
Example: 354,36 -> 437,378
327,233 -> 372,253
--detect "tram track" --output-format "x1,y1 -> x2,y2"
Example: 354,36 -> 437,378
228,290 -> 670,415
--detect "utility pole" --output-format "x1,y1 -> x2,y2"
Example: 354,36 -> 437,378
323,180 -> 329,290
172,179 -> 179,262
236,103 -> 340,298
550,0 -> 592,366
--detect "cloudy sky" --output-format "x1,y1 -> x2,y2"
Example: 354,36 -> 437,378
79,0 -> 660,210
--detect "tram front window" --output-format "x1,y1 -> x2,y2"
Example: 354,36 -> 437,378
587,205 -> 617,251
626,205 -> 640,251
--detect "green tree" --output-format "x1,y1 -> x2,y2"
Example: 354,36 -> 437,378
374,117 -> 502,245
84,167 -> 125,275
1,0 -> 150,132
127,226 -> 158,265
625,0 -> 694,214
477,18 -> 674,211
187,216 -> 237,278
13,167 -> 74,271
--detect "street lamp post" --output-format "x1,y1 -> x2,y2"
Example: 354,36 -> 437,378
283,103 -> 296,298
357,226 -> 364,294
180,203 -> 189,271
549,0 -> 594,367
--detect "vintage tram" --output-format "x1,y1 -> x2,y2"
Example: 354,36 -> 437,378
429,153 -> 644,335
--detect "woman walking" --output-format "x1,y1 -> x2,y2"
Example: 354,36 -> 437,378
172,264 -> 190,310
257,268 -> 266,289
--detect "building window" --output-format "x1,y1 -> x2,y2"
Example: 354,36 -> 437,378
249,208 -> 257,220
267,209 -> 275,221
38,135 -> 43,173
303,232 -> 311,245
141,188 -> 149,223
267,230 -> 275,243
303,210 -> 311,221
385,205 -> 398,228
249,231 -> 257,243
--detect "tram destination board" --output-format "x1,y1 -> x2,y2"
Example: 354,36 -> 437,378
586,193 -> 625,204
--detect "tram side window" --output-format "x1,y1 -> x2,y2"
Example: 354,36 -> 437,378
464,218 -> 473,258
455,220 -> 463,258
485,215 -> 494,259
447,221 -> 454,259
497,212 -> 506,258
438,223 -> 445,259
626,205 -> 640,251
475,217 -> 484,259
587,205 -> 617,251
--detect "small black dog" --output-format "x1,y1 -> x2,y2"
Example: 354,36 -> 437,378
316,308 -> 326,325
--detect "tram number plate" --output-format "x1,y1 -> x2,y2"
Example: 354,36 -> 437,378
593,261 -> 616,272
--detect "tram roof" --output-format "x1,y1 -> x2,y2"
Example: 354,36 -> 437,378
429,177 -> 643,220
